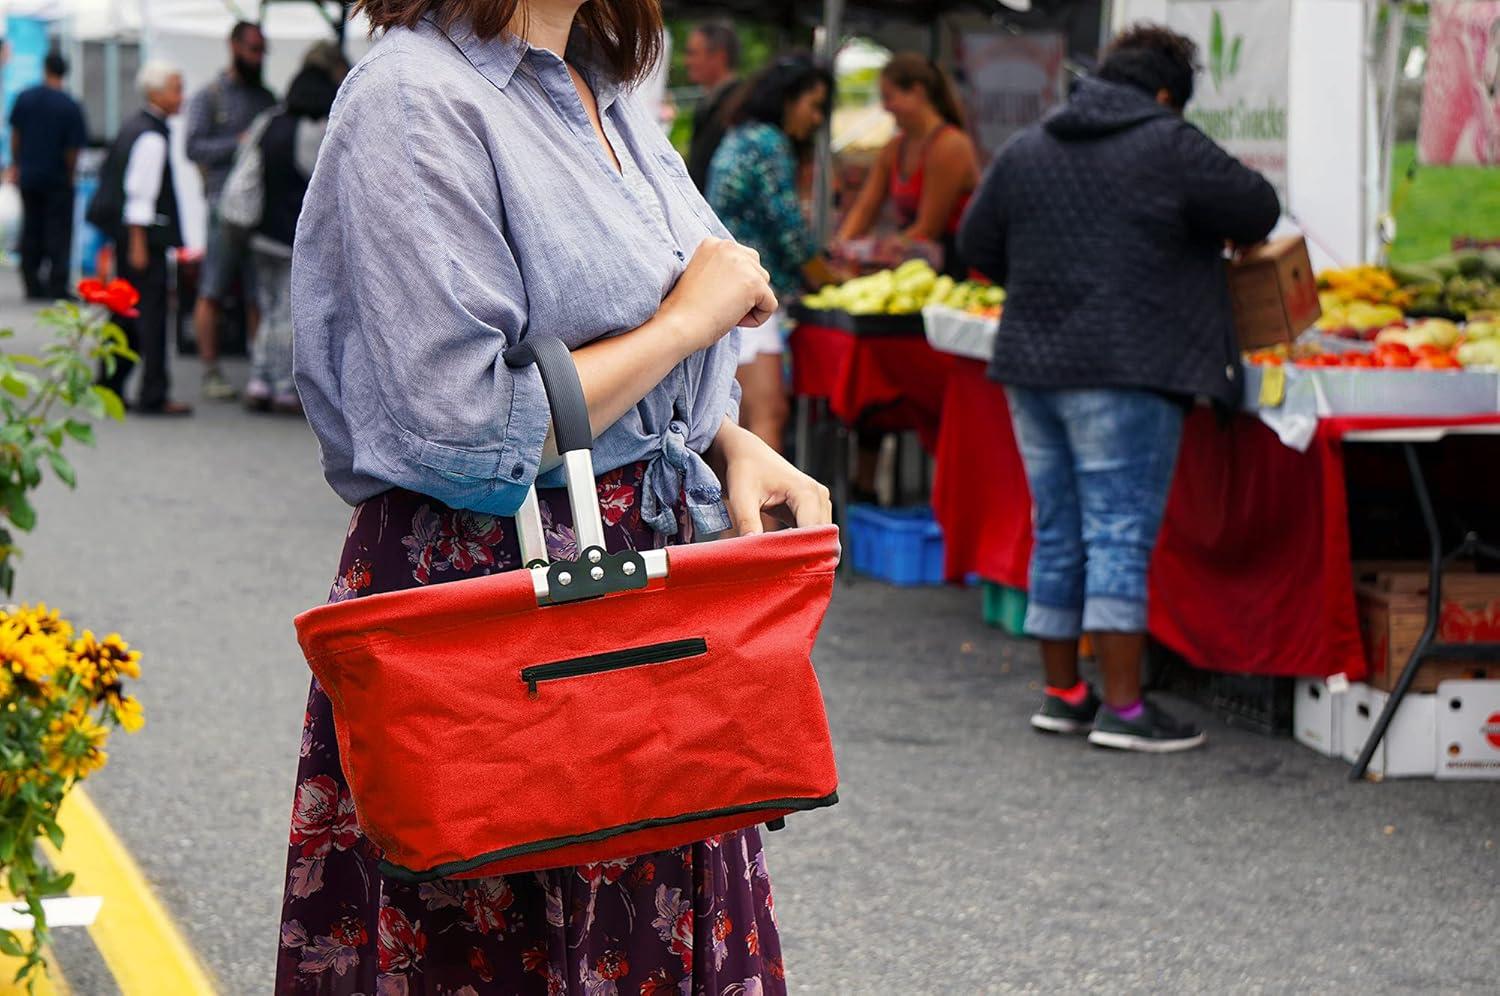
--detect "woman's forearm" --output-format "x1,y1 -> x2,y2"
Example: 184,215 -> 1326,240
538,310 -> 699,466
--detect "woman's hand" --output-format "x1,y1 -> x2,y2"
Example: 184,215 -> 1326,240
660,238 -> 778,353
712,420 -> 832,535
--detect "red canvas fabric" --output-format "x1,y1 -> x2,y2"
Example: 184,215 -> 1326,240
789,323 -> 951,447
295,524 -> 841,881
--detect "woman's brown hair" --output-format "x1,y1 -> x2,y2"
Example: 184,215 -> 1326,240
881,53 -> 968,130
354,0 -> 665,87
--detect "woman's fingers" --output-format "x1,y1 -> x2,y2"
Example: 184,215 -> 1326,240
729,487 -> 766,536
781,479 -> 834,527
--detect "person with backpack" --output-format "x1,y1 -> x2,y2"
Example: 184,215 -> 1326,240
87,61 -> 193,416
184,21 -> 276,401
218,43 -> 349,414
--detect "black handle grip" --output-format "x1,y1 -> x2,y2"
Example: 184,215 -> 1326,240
504,337 -> 591,455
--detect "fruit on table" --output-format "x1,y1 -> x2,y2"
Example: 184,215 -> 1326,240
1316,300 -> 1405,335
1394,250 -> 1500,318
1456,338 -> 1500,368
1374,317 -> 1461,351
802,260 -> 1005,316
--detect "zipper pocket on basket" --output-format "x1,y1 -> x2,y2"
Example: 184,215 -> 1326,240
521,638 -> 708,698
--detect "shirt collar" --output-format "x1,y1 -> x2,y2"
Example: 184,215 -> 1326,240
433,15 -> 622,110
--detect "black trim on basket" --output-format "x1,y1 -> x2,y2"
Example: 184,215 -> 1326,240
376,792 -> 840,883
520,638 -> 708,697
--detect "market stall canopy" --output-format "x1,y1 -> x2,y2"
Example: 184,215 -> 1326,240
661,0 -> 1039,24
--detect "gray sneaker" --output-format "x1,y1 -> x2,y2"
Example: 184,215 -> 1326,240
202,368 -> 238,401
1030,684 -> 1101,735
1087,700 -> 1207,753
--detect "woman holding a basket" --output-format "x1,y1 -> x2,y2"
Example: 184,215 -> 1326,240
280,0 -> 833,991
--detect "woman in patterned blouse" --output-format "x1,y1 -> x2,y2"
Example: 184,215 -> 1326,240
707,57 -> 834,451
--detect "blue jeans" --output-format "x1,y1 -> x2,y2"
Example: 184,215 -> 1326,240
1006,387 -> 1185,640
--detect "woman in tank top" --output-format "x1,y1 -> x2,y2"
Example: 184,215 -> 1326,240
834,53 -> 981,276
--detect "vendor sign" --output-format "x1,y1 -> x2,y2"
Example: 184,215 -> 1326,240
1167,0 -> 1291,201
954,32 -> 1066,159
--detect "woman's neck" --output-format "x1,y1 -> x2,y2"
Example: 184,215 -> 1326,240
903,105 -> 946,141
513,0 -> 585,56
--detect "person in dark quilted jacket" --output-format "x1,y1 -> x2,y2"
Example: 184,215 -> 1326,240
958,23 -> 1280,753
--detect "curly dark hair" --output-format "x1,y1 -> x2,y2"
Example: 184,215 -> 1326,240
729,55 -> 834,134
1098,23 -> 1199,110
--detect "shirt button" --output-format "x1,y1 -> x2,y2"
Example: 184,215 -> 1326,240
511,462 -> 525,479
1225,364 -> 1237,380
674,250 -> 685,261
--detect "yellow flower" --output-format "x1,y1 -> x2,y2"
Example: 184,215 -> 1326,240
0,665 -> 12,702
44,713 -> 110,781
12,602 -> 75,644
0,619 -> 64,690
109,694 -> 145,733
72,630 -> 142,702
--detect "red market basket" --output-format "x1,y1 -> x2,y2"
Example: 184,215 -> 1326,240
294,337 -> 841,882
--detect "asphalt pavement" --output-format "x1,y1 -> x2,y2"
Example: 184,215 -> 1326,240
7,287 -> 1498,994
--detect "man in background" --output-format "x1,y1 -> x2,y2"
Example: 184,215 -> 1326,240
684,20 -> 740,192
185,20 -> 276,400
8,51 -> 87,301
91,62 -> 192,416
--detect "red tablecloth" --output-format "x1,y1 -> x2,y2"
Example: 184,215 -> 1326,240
789,324 -> 951,448
931,362 -> 1500,679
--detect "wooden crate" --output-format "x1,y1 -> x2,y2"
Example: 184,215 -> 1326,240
1356,571 -> 1500,692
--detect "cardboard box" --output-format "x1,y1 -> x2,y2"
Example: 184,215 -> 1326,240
1341,683 -> 1437,779
1435,680 -> 1500,780
1354,570 -> 1500,693
1228,236 -> 1321,349
1293,678 -> 1347,757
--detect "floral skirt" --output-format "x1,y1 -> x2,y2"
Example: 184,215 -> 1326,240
276,463 -> 787,995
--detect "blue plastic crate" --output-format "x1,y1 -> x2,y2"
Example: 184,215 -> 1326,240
846,505 -> 945,586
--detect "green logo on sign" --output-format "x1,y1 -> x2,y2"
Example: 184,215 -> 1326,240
1208,9 -> 1244,92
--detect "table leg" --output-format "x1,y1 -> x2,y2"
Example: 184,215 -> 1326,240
834,421 -> 853,583
1349,443 -> 1442,781
794,395 -> 811,473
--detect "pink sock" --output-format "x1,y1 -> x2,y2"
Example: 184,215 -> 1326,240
1046,680 -> 1090,707
1110,699 -> 1145,722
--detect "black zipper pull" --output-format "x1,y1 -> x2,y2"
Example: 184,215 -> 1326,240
525,675 -> 539,699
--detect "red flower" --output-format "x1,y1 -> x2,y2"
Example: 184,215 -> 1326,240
78,278 -> 141,318
596,951 -> 629,981
577,859 -> 631,886
288,775 -> 359,858
329,916 -> 367,948
639,969 -> 675,995
746,923 -> 761,956
768,956 -> 786,980
461,879 -> 514,934
521,945 -> 550,975
468,947 -> 494,982
596,471 -> 637,527
628,861 -> 656,887
376,906 -> 426,973
713,911 -> 733,943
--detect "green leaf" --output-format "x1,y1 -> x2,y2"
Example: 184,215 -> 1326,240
1229,36 -> 1243,77
0,929 -> 22,957
78,387 -> 106,418
0,372 -> 32,399
92,386 -> 125,422
43,451 -> 76,489
63,420 -> 95,445
4,489 -> 36,532
17,450 -> 40,489
42,819 -> 65,851
1210,10 -> 1225,86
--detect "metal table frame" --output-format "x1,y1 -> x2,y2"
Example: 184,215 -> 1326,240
1342,425 -> 1500,781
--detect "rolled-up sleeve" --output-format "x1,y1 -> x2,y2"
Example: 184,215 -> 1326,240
291,54 -> 549,516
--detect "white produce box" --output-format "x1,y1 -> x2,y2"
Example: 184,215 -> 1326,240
1293,677 -> 1347,758
1341,683 -> 1438,779
922,305 -> 998,361
1434,680 -> 1500,780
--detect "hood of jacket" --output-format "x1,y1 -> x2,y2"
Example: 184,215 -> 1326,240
1044,76 -> 1175,140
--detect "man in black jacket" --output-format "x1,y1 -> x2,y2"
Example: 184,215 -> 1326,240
959,24 -> 1280,752
90,61 -> 192,415
684,20 -> 740,192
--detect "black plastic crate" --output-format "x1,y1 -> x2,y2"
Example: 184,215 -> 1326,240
1205,672 -> 1294,737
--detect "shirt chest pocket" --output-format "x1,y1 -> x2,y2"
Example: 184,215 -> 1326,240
655,152 -> 722,234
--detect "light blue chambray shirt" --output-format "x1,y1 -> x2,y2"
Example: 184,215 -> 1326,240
292,16 -> 742,535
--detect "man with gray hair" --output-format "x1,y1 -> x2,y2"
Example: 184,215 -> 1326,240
85,61 -> 192,415
684,20 -> 741,191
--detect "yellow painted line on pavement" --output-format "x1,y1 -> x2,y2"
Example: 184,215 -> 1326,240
38,789 -> 218,995
0,943 -> 70,995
